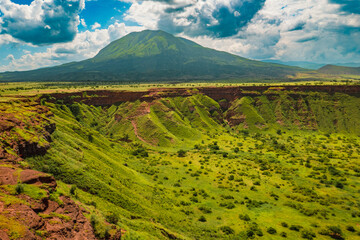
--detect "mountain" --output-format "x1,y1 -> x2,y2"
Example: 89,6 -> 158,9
0,30 -> 305,82
262,60 -> 325,70
317,64 -> 360,75
263,60 -> 360,70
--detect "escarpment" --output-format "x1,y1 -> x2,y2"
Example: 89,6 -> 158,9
42,84 -> 360,107
42,85 -> 360,142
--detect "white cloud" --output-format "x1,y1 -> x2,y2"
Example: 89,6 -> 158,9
128,0 -> 360,63
91,22 -> 101,30
80,18 -> 87,27
0,22 -> 144,72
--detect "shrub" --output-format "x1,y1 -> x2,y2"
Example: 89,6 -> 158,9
70,185 -> 76,195
301,230 -> 316,240
15,184 -> 24,195
246,230 -> 254,238
280,232 -> 287,238
239,214 -> 251,221
267,227 -> 277,234
132,148 -> 149,158
281,222 -> 289,228
106,212 -> 119,224
335,182 -> 344,189
198,206 -> 212,214
319,226 -> 344,240
70,103 -> 81,116
198,216 -> 206,222
90,215 -> 98,228
220,226 -> 234,235
346,226 -> 355,232
289,225 -> 303,231
219,202 -> 235,209
177,149 -> 186,157
88,133 -> 94,142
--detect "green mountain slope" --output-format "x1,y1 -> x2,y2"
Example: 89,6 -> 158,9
0,30 -> 305,82
318,64 -> 360,75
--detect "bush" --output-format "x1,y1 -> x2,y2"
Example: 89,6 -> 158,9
70,103 -> 81,116
90,215 -> 98,228
335,182 -> 344,189
219,202 -> 235,209
319,226 -> 344,240
220,226 -> 235,235
346,226 -> 355,232
132,147 -> 149,158
280,232 -> 287,238
15,184 -> 24,195
267,227 -> 277,234
70,185 -> 76,195
281,222 -> 289,228
198,216 -> 206,222
239,214 -> 251,221
289,225 -> 303,231
301,230 -> 316,240
106,212 -> 119,224
177,149 -> 186,157
198,206 -> 212,214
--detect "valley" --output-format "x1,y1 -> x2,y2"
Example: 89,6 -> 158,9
1,83 -> 360,239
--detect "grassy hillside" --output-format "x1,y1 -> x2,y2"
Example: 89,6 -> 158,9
318,65 -> 360,75
21,90 -> 360,239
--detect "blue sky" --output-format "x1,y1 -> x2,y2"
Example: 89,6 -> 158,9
0,0 -> 359,71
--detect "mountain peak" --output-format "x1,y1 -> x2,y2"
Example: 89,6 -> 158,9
93,30 -> 187,61
0,29 -> 304,82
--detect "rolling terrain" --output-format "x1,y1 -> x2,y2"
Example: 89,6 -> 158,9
1,84 -> 360,239
318,65 -> 360,76
0,30 -> 305,82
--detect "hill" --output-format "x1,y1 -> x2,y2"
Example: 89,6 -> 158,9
317,64 -> 360,75
0,30 -> 305,82
263,60 -> 325,70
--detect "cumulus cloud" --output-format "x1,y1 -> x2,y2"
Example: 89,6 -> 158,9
124,0 -> 360,63
91,22 -> 101,30
0,0 -> 85,45
0,22 -> 144,72
125,0 -> 266,38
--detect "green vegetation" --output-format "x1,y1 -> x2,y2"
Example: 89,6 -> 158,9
318,64 -> 360,75
13,88 -> 360,239
0,215 -> 26,239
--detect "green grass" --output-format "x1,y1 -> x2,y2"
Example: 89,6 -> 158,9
20,90 -> 360,239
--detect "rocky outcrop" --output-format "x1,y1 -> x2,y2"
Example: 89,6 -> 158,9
0,165 -> 96,239
0,100 -> 97,240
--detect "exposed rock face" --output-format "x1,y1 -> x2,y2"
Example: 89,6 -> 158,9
0,100 -> 97,240
20,169 -> 57,190
42,84 -> 360,107
0,167 -> 96,239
